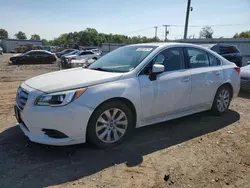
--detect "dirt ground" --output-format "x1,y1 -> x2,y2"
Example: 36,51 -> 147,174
0,53 -> 250,188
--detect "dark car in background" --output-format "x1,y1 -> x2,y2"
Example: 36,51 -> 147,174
201,44 -> 243,67
10,50 -> 57,64
55,49 -> 76,58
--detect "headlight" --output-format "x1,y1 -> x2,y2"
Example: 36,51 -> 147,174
35,88 -> 87,106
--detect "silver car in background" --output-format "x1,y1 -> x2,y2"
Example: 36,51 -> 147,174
240,62 -> 250,90
60,50 -> 101,69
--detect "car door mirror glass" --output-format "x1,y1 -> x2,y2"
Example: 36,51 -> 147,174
152,64 -> 164,73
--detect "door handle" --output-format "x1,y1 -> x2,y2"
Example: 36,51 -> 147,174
215,71 -> 221,75
181,77 -> 190,82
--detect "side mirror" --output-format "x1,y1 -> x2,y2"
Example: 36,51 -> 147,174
152,64 -> 164,73
149,64 -> 165,81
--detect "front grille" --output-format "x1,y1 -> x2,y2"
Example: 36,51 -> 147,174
16,87 -> 29,110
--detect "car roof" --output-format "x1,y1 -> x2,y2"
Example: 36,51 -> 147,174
128,42 -> 215,49
28,50 -> 51,53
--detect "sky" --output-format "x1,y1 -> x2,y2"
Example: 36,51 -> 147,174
0,0 -> 249,40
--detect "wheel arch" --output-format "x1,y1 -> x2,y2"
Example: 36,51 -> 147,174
87,97 -> 137,128
219,82 -> 233,98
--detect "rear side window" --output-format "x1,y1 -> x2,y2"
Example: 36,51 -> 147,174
37,52 -> 51,57
208,54 -> 221,66
187,48 -> 209,68
219,46 -> 239,54
80,51 -> 94,55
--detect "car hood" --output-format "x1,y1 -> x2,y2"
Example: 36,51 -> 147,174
24,68 -> 123,93
241,65 -> 250,78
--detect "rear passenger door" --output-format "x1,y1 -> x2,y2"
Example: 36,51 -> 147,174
185,47 -> 223,108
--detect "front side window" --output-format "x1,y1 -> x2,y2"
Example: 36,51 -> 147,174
187,48 -> 209,68
153,48 -> 185,71
89,46 -> 156,72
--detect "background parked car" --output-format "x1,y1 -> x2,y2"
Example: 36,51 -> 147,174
60,50 -> 101,69
55,49 -> 76,58
60,50 -> 79,59
201,44 -> 243,67
240,63 -> 250,91
0,47 -> 3,55
10,50 -> 57,64
70,58 -> 97,68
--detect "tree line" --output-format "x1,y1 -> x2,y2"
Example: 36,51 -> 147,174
0,27 -> 249,47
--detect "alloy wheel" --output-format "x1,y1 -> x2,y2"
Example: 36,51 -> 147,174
95,108 -> 128,143
216,89 -> 230,112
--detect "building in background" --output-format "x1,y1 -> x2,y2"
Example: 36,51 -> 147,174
0,39 -> 42,53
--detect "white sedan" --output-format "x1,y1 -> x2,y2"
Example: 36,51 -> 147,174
14,43 -> 240,148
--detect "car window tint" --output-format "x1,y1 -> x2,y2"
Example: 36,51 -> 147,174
187,48 -> 209,68
208,53 -> 220,66
219,46 -> 239,54
153,48 -> 185,71
25,52 -> 37,57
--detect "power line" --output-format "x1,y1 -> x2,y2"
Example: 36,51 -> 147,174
124,23 -> 249,34
169,23 -> 249,27
123,27 -> 154,35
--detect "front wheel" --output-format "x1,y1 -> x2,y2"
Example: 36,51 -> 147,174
87,101 -> 134,148
211,85 -> 232,115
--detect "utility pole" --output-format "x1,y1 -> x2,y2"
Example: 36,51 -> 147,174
184,0 -> 192,39
163,25 -> 170,41
154,26 -> 158,41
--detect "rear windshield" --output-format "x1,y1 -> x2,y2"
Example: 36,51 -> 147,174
219,46 -> 239,54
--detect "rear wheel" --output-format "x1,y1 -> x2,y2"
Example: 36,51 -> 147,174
211,85 -> 232,115
87,101 -> 134,148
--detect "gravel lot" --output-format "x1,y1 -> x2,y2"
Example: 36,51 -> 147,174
0,53 -> 250,188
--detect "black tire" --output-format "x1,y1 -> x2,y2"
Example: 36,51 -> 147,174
87,101 -> 134,148
211,85 -> 232,115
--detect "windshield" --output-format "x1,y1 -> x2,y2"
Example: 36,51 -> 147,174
67,50 -> 78,55
89,45 -> 156,72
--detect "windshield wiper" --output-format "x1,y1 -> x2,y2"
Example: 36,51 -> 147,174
89,67 -> 112,72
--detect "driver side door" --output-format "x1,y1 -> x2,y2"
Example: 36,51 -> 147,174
138,47 -> 191,123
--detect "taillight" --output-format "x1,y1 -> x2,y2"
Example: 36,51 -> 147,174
71,57 -> 76,60
234,67 -> 241,74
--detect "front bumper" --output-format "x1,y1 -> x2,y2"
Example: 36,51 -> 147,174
241,78 -> 250,91
15,84 -> 94,146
